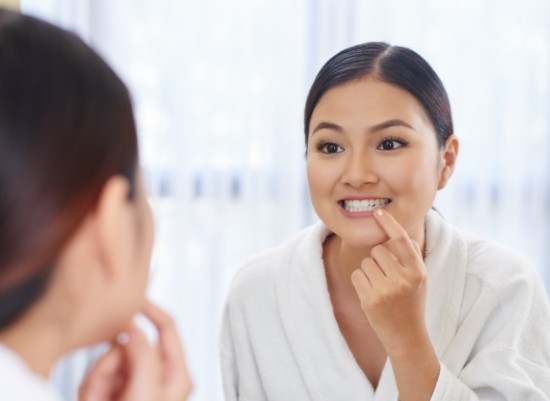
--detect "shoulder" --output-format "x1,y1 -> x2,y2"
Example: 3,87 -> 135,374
226,222 -> 327,304
462,231 -> 534,276
432,211 -> 543,301
461,230 -> 544,303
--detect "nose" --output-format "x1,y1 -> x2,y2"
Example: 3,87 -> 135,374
341,150 -> 379,188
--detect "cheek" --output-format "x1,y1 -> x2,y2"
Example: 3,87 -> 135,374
306,159 -> 321,193
375,157 -> 416,195
307,160 -> 333,202
385,153 -> 440,190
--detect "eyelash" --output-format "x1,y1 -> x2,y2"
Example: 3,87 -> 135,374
314,136 -> 408,154
377,136 -> 407,150
316,141 -> 343,154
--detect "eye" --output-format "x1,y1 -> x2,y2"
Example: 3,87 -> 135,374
377,137 -> 406,151
317,142 -> 343,154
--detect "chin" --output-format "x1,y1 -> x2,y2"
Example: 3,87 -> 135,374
336,224 -> 389,250
350,234 -> 388,250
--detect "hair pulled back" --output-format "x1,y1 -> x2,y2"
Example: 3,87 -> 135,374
0,9 -> 138,328
304,42 -> 453,149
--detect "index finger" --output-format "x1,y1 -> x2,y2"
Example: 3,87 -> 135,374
372,207 -> 408,239
141,299 -> 187,371
141,300 -> 193,398
372,208 -> 419,266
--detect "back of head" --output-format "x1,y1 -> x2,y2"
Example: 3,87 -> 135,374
304,42 -> 453,149
0,9 -> 138,328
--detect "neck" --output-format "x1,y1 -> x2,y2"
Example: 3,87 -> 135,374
325,235 -> 371,290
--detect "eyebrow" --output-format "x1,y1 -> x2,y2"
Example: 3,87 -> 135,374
370,119 -> 414,133
311,118 -> 414,136
311,121 -> 343,135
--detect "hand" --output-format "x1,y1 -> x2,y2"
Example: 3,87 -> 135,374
350,208 -> 428,355
78,299 -> 192,401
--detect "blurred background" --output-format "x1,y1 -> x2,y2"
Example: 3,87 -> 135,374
14,0 -> 550,400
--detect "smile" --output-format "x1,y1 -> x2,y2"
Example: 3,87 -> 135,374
339,198 -> 391,212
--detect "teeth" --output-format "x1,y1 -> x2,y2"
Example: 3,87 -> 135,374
343,199 -> 390,212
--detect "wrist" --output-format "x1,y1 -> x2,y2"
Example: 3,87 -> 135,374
385,330 -> 440,401
383,325 -> 434,359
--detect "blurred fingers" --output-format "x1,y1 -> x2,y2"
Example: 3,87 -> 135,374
78,345 -> 123,401
141,299 -> 193,399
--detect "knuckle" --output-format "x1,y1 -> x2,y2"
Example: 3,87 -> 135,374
398,280 -> 412,293
390,282 -> 412,298
368,293 -> 388,310
351,269 -> 364,284
360,257 -> 374,270
416,274 -> 427,288
157,313 -> 176,330
373,290 -> 390,306
371,245 -> 385,257
411,266 -> 427,283
365,298 -> 379,310
395,234 -> 409,247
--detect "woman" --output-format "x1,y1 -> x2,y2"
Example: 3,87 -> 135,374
220,42 -> 550,400
0,9 -> 191,401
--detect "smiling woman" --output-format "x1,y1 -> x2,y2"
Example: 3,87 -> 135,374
307,76 -> 457,251
220,42 -> 550,401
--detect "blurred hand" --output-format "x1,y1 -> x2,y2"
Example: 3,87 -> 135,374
78,300 -> 192,401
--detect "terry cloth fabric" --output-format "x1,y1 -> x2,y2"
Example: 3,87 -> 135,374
220,210 -> 550,401
0,342 -> 63,401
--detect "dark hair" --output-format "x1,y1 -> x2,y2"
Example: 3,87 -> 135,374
0,9 -> 138,328
304,42 -> 453,149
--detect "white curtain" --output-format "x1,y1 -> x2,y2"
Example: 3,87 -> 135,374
20,1 -> 550,400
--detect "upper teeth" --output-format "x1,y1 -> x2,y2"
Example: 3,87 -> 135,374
343,199 -> 390,212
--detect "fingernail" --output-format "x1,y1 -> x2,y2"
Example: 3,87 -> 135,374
375,208 -> 384,216
117,331 -> 130,345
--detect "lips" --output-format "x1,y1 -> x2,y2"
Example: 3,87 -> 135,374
339,198 -> 391,212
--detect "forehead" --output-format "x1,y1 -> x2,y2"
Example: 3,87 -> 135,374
310,77 -> 433,133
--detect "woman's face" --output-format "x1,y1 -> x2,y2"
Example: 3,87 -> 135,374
307,77 -> 450,249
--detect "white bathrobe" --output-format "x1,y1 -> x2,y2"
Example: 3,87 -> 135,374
0,343 -> 62,401
220,211 -> 550,400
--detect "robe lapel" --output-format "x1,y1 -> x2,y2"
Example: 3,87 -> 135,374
373,360 -> 398,401
423,211 -> 468,357
274,212 -> 467,401
275,222 -> 374,401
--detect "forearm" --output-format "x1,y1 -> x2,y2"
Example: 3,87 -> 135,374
387,328 -> 440,401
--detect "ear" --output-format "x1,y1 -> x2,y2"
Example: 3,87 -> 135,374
94,175 -> 134,280
40,175 -> 133,321
437,135 -> 459,190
